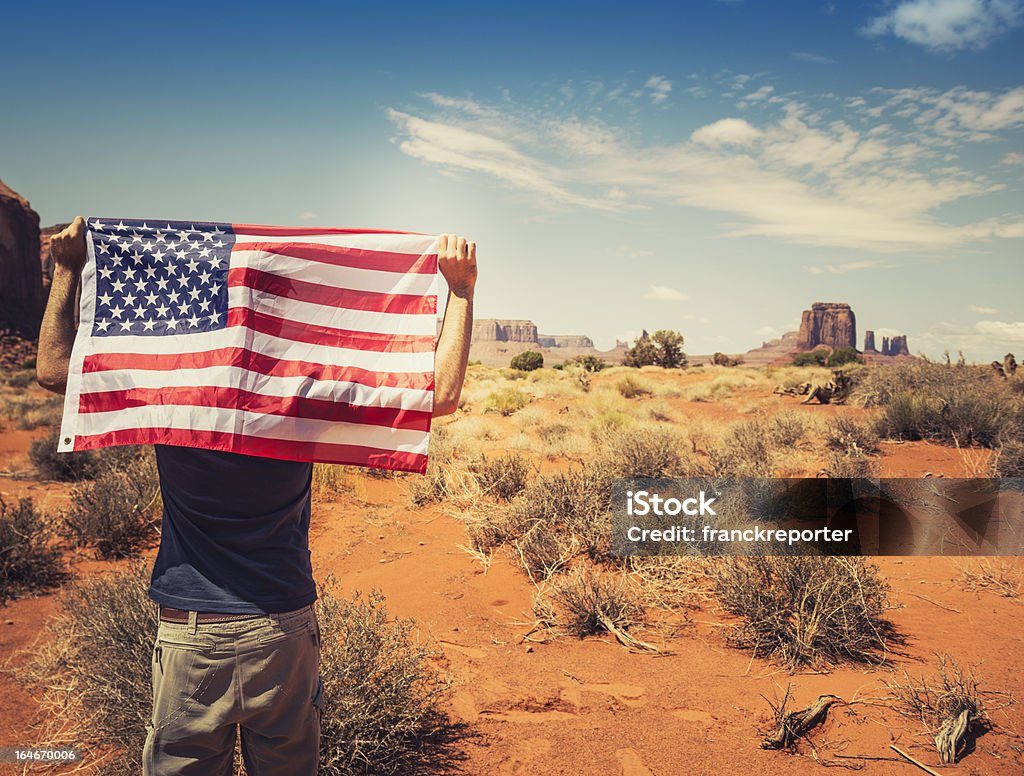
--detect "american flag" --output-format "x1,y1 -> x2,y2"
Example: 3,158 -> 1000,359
57,218 -> 440,473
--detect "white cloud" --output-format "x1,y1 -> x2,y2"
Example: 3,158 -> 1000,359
792,51 -> 838,64
644,285 -> 689,301
976,320 -> 1024,340
743,85 -> 775,102
969,304 -> 999,313
804,260 -> 880,274
691,118 -> 762,147
645,76 -> 673,104
298,211 -> 318,221
1002,151 -> 1024,164
387,86 -> 1024,252
864,0 -> 1023,51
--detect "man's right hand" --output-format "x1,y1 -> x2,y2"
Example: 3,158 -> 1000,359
50,216 -> 88,275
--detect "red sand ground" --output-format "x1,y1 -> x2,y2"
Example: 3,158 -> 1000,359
2,379 -> 1023,775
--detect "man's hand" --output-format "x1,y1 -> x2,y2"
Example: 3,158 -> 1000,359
437,234 -> 477,298
50,216 -> 88,276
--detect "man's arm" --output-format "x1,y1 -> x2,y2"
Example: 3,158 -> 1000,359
432,234 -> 477,417
37,216 -> 88,394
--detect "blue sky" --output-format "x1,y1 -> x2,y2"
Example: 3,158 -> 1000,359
2,0 -> 1022,360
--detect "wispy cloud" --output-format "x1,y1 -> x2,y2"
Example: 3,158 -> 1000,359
864,0 -> 1023,52
644,285 -> 689,301
1002,150 -> 1024,164
298,211 -> 318,222
969,304 -> 999,313
644,76 -> 673,105
386,82 -> 1024,252
792,51 -> 838,64
805,261 -> 881,274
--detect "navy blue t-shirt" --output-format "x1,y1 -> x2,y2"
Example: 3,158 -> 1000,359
149,445 -> 316,614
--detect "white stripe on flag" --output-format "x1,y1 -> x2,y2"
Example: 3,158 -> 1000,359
73,404 -> 431,453
231,250 -> 437,296
78,366 -> 433,412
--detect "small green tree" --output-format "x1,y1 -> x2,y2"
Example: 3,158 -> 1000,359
510,350 -> 544,372
567,355 -> 607,373
623,330 -> 687,369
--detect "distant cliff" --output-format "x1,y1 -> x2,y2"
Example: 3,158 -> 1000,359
469,318 -> 620,367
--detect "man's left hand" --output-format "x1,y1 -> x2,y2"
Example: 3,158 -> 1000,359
437,234 -> 477,298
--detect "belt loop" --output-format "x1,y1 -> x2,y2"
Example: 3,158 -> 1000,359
188,610 -> 198,635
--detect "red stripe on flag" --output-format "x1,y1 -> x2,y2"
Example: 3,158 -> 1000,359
72,427 -> 428,473
232,224 -> 427,236
82,349 -> 435,391
227,267 -> 437,316
224,307 -> 435,352
231,242 -> 437,275
79,386 -> 432,431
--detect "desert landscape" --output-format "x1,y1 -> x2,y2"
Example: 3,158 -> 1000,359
2,351 -> 1023,775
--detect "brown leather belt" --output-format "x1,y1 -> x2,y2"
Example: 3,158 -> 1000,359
159,606 -> 264,624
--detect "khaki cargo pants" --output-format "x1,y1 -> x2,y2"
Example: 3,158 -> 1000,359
142,604 -> 323,775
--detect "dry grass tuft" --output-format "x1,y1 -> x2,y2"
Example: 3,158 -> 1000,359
957,558 -> 1022,599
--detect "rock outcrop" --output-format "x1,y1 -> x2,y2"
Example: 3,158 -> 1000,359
881,335 -> 910,357
796,302 -> 856,351
864,330 -> 878,353
469,318 -> 624,367
0,180 -> 44,336
472,319 -> 538,344
538,334 -> 594,349
40,222 -> 70,294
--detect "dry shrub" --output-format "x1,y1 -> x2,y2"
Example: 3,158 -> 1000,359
825,415 -> 881,455
408,428 -> 457,506
0,391 -> 64,430
823,449 -> 878,478
616,376 -> 653,399
994,438 -> 1024,477
21,568 -> 466,776
483,387 -> 528,416
62,449 -> 161,559
597,424 -> 689,478
515,526 -> 580,580
709,420 -> 777,477
317,582 -> 467,775
957,558 -> 1022,598
21,563 -> 158,775
711,556 -> 894,670
886,655 -> 1013,765
0,496 -> 65,603
860,361 -> 1021,447
509,464 -> 613,562
625,555 -> 714,609
313,464 -> 354,502
769,411 -> 809,447
472,452 -> 531,501
537,566 -> 645,639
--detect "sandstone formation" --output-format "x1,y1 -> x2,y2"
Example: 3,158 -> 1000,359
40,222 -> 70,294
469,318 -> 624,367
0,180 -> 44,336
881,335 -> 910,357
796,302 -> 856,351
864,330 -> 877,353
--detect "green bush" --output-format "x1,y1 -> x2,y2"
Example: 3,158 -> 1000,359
563,355 -> 606,373
827,347 -> 862,367
792,351 -> 826,367
510,350 -> 544,372
0,496 -> 65,603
